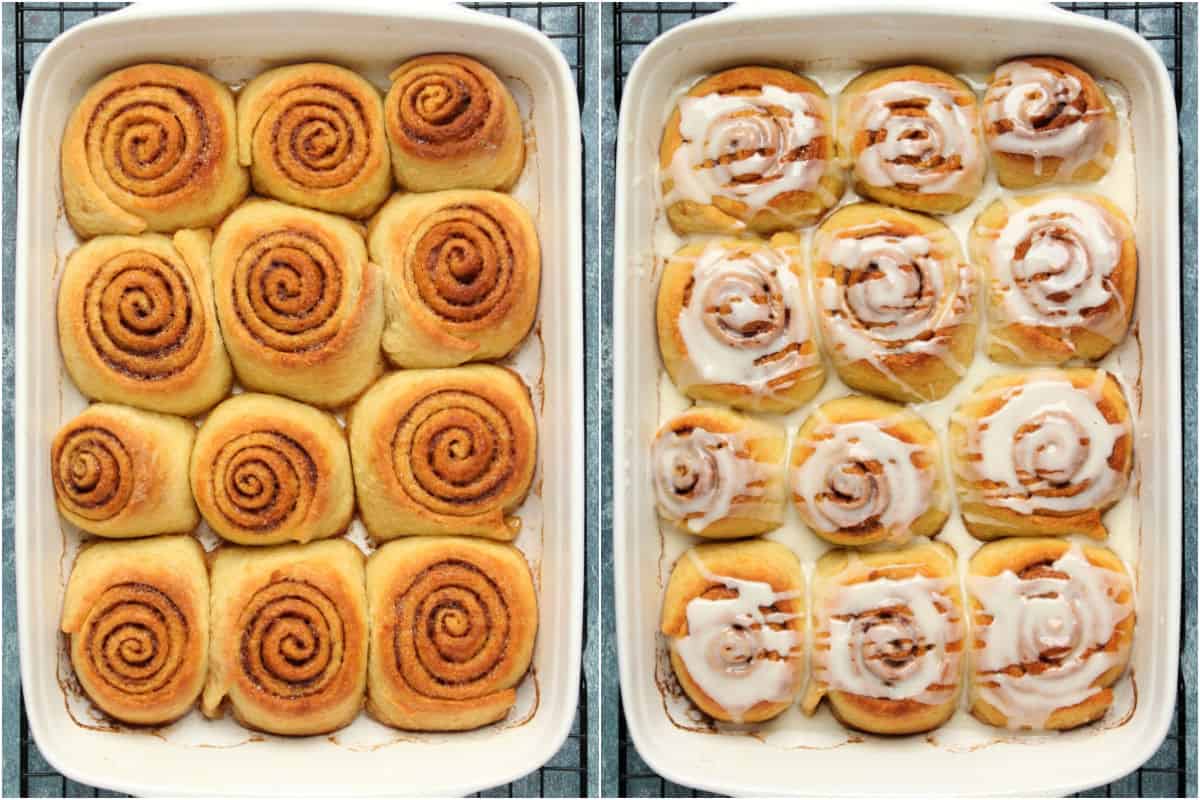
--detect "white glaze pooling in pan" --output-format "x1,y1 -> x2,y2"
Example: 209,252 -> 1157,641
614,3 -> 1179,796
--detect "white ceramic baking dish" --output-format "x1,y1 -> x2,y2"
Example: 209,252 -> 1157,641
612,2 -> 1180,796
15,1 -> 582,795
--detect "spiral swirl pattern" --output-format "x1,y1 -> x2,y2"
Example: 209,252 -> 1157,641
653,426 -> 763,534
83,249 -> 205,379
410,206 -> 517,325
53,426 -> 133,522
238,580 -> 343,699
261,87 -> 371,191
210,432 -> 316,533
392,63 -> 493,151
79,582 -> 189,697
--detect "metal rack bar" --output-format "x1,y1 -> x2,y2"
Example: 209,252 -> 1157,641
5,2 -> 591,797
607,2 -> 1193,797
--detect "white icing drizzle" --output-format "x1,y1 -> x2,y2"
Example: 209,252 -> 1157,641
666,86 -> 828,212
674,243 -> 819,396
985,60 -> 1115,178
851,80 -> 983,194
673,550 -> 802,722
985,196 -> 1127,345
960,371 -> 1129,515
969,545 -> 1132,729
813,570 -> 962,704
792,415 -> 934,538
652,423 -> 770,533
816,225 -> 976,400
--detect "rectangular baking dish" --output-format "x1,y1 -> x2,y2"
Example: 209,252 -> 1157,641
612,2 -> 1181,796
15,1 -> 582,796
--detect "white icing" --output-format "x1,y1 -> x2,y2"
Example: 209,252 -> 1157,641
960,371 -> 1129,515
816,225 -> 976,401
851,80 -> 983,194
673,550 -> 802,722
652,423 -> 770,533
813,571 -> 962,704
674,242 -> 819,396
985,61 -> 1114,178
969,545 -> 1132,729
985,196 -> 1127,345
792,417 -> 934,538
666,86 -> 828,212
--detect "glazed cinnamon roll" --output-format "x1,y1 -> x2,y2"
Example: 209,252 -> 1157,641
61,536 -> 209,725
803,543 -> 964,735
968,539 -> 1134,730
656,235 -> 825,413
983,58 -> 1118,188
969,193 -> 1137,365
661,540 -> 804,723
366,537 -> 537,731
384,54 -> 525,192
837,66 -> 985,214
237,63 -> 391,218
367,191 -> 540,368
57,230 -> 233,417
812,203 -> 978,403
790,395 -> 948,547
651,406 -> 786,538
52,404 -> 198,539
190,393 -> 354,546
348,365 -> 537,542
210,200 -> 385,408
203,539 -> 368,736
61,63 -> 248,238
660,66 -> 844,234
950,369 -> 1133,540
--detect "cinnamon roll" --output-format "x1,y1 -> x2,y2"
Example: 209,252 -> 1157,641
651,407 -> 786,538
656,234 -> 825,413
202,539 -> 368,736
61,536 -> 209,725
837,66 -> 985,214
790,395 -> 948,547
983,58 -> 1118,188
190,393 -> 354,546
57,230 -> 233,417
950,369 -> 1133,540
348,365 -> 537,542
366,537 -> 537,731
812,203 -> 978,403
661,540 -> 804,723
384,54 -> 525,193
237,63 -> 391,218
969,193 -> 1137,365
52,404 -> 198,539
968,538 -> 1134,730
803,542 -> 964,734
660,66 -> 844,234
367,191 -> 540,368
210,200 -> 385,408
61,63 -> 248,238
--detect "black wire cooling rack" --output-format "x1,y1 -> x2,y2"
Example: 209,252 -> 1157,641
7,2 -> 590,797
608,2 -> 1194,798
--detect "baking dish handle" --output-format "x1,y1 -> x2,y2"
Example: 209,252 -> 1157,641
98,0 -> 485,23
713,0 -> 1074,24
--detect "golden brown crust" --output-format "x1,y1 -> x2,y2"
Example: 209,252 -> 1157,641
811,203 -> 978,403
52,404 -> 198,538
61,63 -> 248,238
659,66 -> 844,234
661,540 -> 804,723
210,199 -> 385,408
61,536 -> 209,726
202,539 -> 368,735
365,537 -> 537,731
237,63 -> 391,218
348,365 -> 537,542
367,191 -> 540,368
190,393 -> 354,546
384,54 -> 525,192
57,230 -> 234,416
